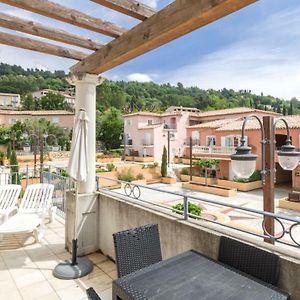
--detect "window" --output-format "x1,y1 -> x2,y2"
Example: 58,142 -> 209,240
147,120 -> 153,125
223,135 -> 246,147
10,118 -> 17,125
126,119 -> 132,126
206,136 -> 216,146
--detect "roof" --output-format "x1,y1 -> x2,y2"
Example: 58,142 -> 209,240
124,111 -> 182,118
187,118 -> 239,129
0,110 -> 74,116
0,92 -> 20,97
191,107 -> 280,118
166,106 -> 200,113
217,115 -> 300,131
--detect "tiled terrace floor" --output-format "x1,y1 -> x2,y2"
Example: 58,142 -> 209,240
0,218 -> 115,300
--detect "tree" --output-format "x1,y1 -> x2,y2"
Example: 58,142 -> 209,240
21,94 -> 36,110
6,142 -> 11,159
283,105 -> 287,116
96,108 -> 123,150
0,151 -> 4,165
161,146 -> 167,177
39,92 -> 70,110
10,150 -> 20,184
288,102 -> 294,115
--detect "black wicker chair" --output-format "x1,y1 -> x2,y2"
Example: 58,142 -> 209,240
86,287 -> 102,300
218,236 -> 280,285
113,224 -> 162,278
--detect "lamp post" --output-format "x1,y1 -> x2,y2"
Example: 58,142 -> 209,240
230,115 -> 300,244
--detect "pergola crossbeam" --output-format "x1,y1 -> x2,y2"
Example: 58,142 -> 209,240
91,0 -> 156,20
0,12 -> 104,51
71,0 -> 257,74
0,0 -> 127,37
0,31 -> 88,60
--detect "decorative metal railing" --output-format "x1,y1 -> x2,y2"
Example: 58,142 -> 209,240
96,175 -> 300,249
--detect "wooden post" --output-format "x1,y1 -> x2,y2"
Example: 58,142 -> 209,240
189,137 -> 192,182
263,116 -> 275,244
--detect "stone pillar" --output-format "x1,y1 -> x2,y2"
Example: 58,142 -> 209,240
65,73 -> 103,255
70,73 -> 102,194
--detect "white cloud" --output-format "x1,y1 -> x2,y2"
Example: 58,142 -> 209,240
141,0 -> 160,9
161,6 -> 300,99
127,73 -> 153,82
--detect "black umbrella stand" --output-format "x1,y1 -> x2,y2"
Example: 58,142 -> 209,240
53,239 -> 93,279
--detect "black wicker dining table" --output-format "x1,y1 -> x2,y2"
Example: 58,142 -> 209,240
112,250 -> 289,300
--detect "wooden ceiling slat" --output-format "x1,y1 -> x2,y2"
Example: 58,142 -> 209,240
0,0 -> 127,37
71,0 -> 257,75
91,0 -> 156,21
0,31 -> 88,60
0,12 -> 104,50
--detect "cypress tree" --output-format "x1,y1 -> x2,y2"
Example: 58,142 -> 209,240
6,142 -> 11,159
161,146 -> 167,178
10,150 -> 20,184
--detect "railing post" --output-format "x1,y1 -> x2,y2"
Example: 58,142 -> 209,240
96,176 -> 100,191
183,196 -> 188,220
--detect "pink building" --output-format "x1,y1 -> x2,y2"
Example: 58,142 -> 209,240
124,106 -> 280,163
123,107 -> 200,161
186,114 -> 300,190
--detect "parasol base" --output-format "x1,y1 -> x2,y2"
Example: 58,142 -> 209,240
53,257 -> 93,279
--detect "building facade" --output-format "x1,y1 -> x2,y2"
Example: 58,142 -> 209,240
0,93 -> 21,109
0,110 -> 75,128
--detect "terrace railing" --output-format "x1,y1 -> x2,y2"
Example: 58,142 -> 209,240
96,175 -> 300,250
193,146 -> 236,155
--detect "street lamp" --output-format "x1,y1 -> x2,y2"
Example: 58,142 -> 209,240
230,115 -> 300,243
231,116 -> 299,180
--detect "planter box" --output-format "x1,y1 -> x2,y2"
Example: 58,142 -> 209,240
217,179 -> 262,191
174,157 -> 182,163
278,197 -> 300,212
134,156 -> 154,163
96,157 -> 121,163
180,174 -> 215,185
182,182 -> 237,197
125,156 -> 134,161
161,177 -> 176,184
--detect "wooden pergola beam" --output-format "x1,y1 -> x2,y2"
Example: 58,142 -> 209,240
0,12 -> 104,51
71,0 -> 257,75
0,0 -> 127,38
0,31 -> 88,60
91,0 -> 156,21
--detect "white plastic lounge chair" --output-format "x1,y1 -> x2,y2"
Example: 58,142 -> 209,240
0,183 -> 54,242
0,184 -> 21,224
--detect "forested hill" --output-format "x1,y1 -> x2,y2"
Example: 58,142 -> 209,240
0,63 -> 298,114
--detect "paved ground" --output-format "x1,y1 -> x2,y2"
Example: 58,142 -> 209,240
0,219 -> 115,300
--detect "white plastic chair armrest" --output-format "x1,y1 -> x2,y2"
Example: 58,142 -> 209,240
4,206 -> 18,222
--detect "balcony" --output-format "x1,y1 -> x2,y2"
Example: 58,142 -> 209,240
1,175 -> 300,300
193,145 -> 236,155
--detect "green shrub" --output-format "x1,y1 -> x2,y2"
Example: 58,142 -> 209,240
172,202 -> 202,218
106,163 -> 115,172
118,169 -> 135,182
59,169 -> 69,177
136,173 -> 144,180
181,167 -> 190,175
161,146 -> 167,177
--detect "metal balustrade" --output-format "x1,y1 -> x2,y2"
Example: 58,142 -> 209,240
95,175 -> 300,249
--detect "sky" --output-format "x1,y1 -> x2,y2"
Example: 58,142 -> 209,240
0,0 -> 300,99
